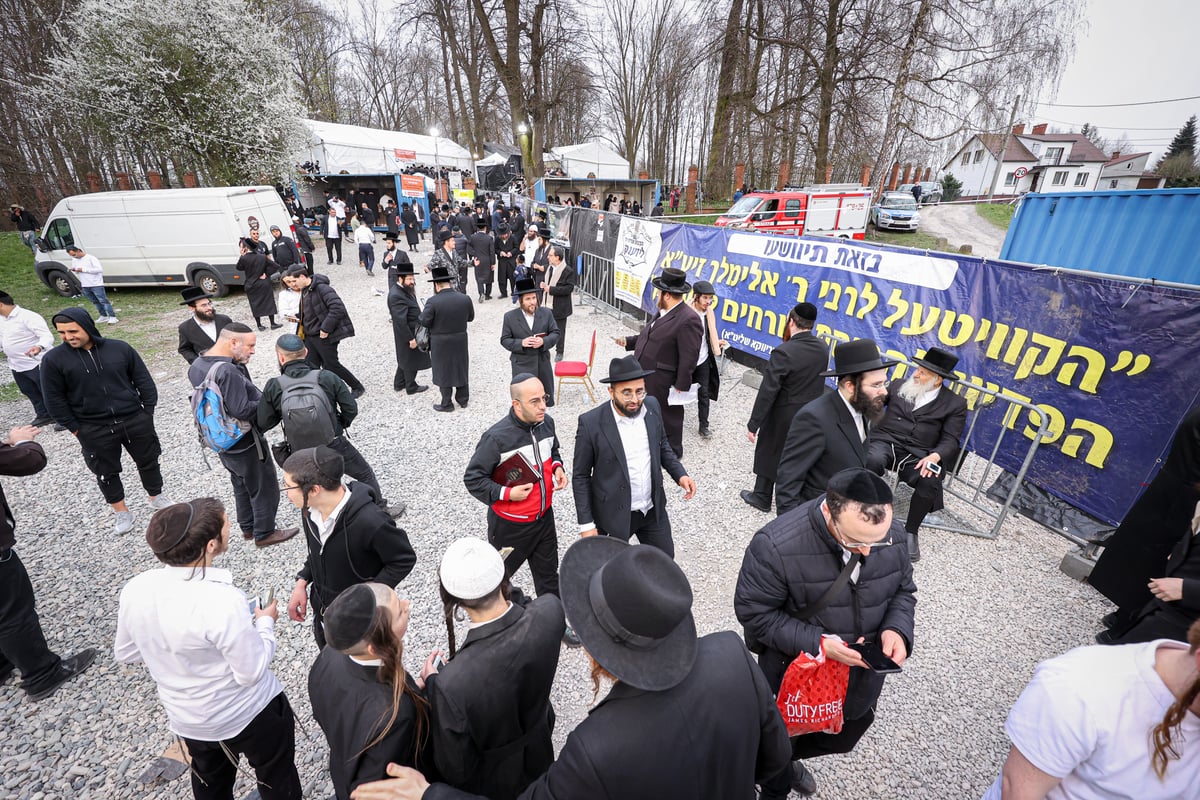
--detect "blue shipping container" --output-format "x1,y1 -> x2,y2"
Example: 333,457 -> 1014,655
999,187 -> 1200,286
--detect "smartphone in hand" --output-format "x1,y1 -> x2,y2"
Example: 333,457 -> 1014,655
848,641 -> 902,673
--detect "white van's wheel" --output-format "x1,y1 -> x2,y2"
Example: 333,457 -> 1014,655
193,269 -> 228,297
45,269 -> 78,297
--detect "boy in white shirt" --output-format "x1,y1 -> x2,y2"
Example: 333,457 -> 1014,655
65,245 -> 117,323
354,220 -> 377,276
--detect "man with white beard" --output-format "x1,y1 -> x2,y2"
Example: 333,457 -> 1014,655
865,347 -> 967,561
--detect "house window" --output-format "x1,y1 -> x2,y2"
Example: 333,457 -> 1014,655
1074,172 -> 1088,187
1004,172 -> 1016,186
1046,147 -> 1064,165
973,150 -> 984,164
961,152 -> 970,167
1110,179 -> 1118,189
1052,171 -> 1068,186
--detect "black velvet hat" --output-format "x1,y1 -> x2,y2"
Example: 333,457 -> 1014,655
820,338 -> 899,377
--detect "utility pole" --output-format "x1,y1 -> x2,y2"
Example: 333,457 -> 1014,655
987,95 -> 1020,202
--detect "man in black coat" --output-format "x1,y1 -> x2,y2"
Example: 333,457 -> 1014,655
283,446 -> 417,650
743,303 -> 828,512
9,203 -> 39,260
865,347 -> 968,561
388,262 -> 430,395
499,279 -> 559,404
493,225 -> 519,300
572,357 -> 697,558
270,225 -> 303,271
420,538 -> 564,799
775,338 -> 896,516
0,425 -> 96,702
541,244 -> 576,363
616,267 -> 704,458
467,228 -> 495,301
420,264 -> 475,412
283,267 -> 365,396
176,286 -> 232,364
292,216 -> 316,270
735,468 -> 916,798
361,538 -> 791,800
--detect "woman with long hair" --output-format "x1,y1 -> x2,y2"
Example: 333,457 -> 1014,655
308,582 -> 433,800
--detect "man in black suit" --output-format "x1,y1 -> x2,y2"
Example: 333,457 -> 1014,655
775,338 -> 896,516
419,264 -> 475,412
387,261 -> 430,395
494,224 -> 519,300
467,226 -> 495,301
542,244 -> 576,363
865,346 -> 967,561
176,286 -> 231,364
500,278 -> 559,403
742,302 -> 828,512
572,356 -> 697,558
616,267 -> 704,458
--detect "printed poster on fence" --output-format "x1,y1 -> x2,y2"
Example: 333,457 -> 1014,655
612,218 -> 663,306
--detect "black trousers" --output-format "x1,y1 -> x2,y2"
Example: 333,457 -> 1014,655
183,692 -> 302,800
218,439 -> 280,540
758,711 -> 876,800
553,315 -> 568,357
497,260 -> 517,298
693,357 -> 712,429
394,363 -> 422,392
439,385 -> 469,407
487,509 -> 560,597
866,441 -> 942,533
305,336 -> 364,393
456,264 -> 470,294
474,265 -> 494,297
13,367 -> 48,419
329,436 -> 388,510
325,237 -> 342,264
606,508 -> 674,558
747,475 -> 776,507
76,411 -> 163,504
0,549 -> 61,694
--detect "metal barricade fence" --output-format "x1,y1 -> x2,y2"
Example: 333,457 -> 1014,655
577,252 -> 650,328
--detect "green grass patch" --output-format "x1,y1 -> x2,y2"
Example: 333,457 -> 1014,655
0,232 -> 184,366
976,203 -> 1015,230
866,228 -> 955,253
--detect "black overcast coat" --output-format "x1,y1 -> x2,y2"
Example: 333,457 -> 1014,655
300,274 -> 355,343
747,333 -> 830,479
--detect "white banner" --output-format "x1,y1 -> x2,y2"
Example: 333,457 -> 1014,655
613,218 -> 664,305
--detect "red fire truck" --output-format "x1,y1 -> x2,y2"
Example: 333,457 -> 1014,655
714,184 -> 872,239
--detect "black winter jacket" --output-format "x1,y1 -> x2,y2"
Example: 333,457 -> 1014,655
257,358 -> 356,437
301,274 -> 355,343
463,409 -> 563,523
40,307 -> 157,432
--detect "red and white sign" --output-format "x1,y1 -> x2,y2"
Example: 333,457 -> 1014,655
393,148 -> 417,162
1014,167 -> 1029,178
399,174 -> 425,198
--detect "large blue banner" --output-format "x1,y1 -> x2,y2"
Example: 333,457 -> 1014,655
622,220 -> 1200,526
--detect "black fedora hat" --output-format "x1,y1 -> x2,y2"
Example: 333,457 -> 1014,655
383,233 -> 400,242
559,537 -> 698,691
513,277 -> 539,297
598,355 -> 655,384
428,264 -> 456,283
651,267 -> 691,295
179,286 -> 213,306
912,347 -> 959,380
820,337 -> 899,377
393,261 -> 417,278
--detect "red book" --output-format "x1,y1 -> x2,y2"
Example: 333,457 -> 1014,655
492,452 -> 541,486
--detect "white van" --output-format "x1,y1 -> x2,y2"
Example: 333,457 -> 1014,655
35,186 -> 295,297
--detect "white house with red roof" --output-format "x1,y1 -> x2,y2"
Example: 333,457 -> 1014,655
1098,152 -> 1166,191
942,123 -> 1111,199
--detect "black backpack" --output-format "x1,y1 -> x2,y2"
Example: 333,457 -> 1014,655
277,370 -> 338,450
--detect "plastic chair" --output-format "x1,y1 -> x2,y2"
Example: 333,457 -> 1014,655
555,329 -> 597,403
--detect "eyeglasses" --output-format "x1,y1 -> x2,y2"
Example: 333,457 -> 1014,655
614,388 -> 647,399
524,395 -> 552,406
830,517 -> 894,550
862,379 -> 890,391
279,483 -> 300,493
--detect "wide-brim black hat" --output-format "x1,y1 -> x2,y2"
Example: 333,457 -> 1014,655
393,262 -> 417,278
652,267 -> 691,295
179,286 -> 213,305
428,264 -> 456,283
820,337 -> 899,377
560,537 -> 697,692
912,347 -> 959,379
598,355 -> 655,384
383,233 -> 400,242
513,277 -> 539,297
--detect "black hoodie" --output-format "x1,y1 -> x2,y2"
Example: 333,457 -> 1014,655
40,307 -> 157,433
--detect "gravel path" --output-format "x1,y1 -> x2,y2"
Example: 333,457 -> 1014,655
0,238 -> 1112,799
919,203 -> 1008,259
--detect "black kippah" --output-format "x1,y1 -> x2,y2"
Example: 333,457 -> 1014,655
511,372 -> 537,385
146,502 -> 196,555
827,468 -> 893,505
323,584 -> 379,651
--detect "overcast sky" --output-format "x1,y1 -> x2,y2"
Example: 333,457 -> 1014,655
1031,0 -> 1200,160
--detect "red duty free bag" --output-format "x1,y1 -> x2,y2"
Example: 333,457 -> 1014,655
776,639 -> 850,736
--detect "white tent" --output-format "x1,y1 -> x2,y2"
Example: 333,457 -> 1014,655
303,119 -> 474,174
475,152 -> 508,169
548,141 -> 630,180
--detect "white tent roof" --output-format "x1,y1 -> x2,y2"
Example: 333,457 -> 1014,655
475,152 -> 508,168
303,119 -> 474,174
547,141 -> 630,179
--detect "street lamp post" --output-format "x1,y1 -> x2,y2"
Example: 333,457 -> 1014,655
517,122 -> 529,191
429,126 -> 442,203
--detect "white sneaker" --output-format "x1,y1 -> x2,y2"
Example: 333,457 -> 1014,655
114,510 -> 135,535
104,316 -> 119,324
95,316 -> 109,323
148,494 -> 176,511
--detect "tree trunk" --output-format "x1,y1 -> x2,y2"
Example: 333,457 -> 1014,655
703,0 -> 745,198
870,0 -> 933,198
813,0 -> 841,182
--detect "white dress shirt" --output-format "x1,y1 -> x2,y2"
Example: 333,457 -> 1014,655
307,487 -> 353,550
70,253 -> 104,287
195,316 -> 218,344
580,403 -> 654,533
838,390 -> 867,442
114,566 -> 282,741
354,224 -> 375,245
912,385 -> 940,411
0,305 -> 53,372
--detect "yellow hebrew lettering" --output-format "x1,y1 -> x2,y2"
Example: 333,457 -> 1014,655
1056,345 -> 1106,394
1060,419 -> 1114,467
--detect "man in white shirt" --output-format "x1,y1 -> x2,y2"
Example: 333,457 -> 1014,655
115,498 -> 302,799
329,195 -> 348,238
572,356 -> 696,557
65,245 -> 117,323
354,219 -> 377,276
0,291 -> 55,426
983,623 -> 1200,800
865,347 -> 968,561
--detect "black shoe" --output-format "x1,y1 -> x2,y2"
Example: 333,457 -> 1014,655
257,323 -> 267,331
699,426 -> 712,438
351,388 -> 366,399
458,401 -> 468,409
908,532 -> 921,562
407,385 -> 430,395
269,322 -> 283,329
790,761 -> 817,796
31,416 -> 54,427
1101,611 -> 1123,629
1095,629 -> 1118,645
53,424 -> 66,432
27,649 -> 97,701
554,353 -> 563,362
740,489 -> 771,512
433,403 -> 455,412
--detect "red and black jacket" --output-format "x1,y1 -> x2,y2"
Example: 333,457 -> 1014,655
464,409 -> 563,523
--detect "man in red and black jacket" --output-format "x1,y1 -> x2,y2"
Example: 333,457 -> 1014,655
464,375 -> 571,613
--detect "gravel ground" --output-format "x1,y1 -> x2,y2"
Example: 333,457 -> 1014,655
0,238 -> 1112,799
919,203 -> 1007,259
